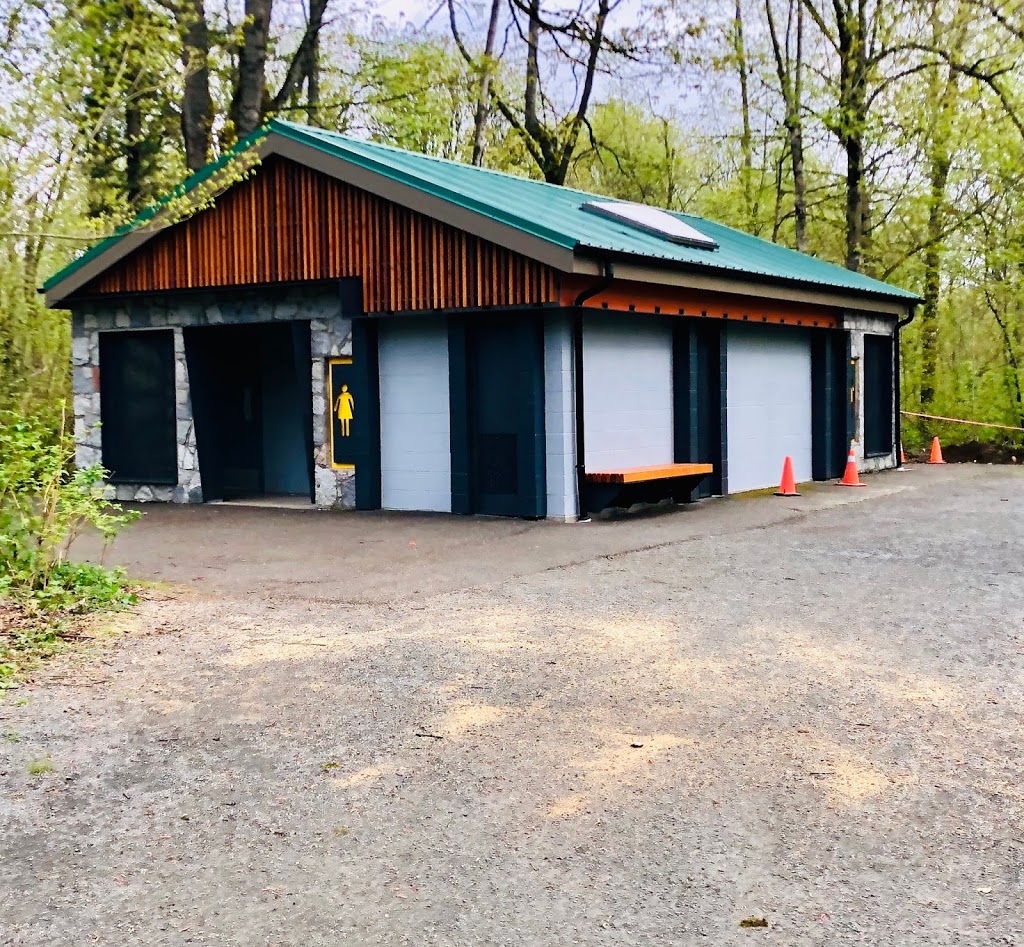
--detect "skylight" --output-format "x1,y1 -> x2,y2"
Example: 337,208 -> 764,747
582,200 -> 719,250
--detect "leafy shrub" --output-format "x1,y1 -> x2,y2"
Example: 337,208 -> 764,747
0,404 -> 138,614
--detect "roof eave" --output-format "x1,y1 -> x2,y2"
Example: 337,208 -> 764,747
572,251 -> 919,317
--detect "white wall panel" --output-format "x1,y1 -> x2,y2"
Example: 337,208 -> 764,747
544,313 -> 578,519
379,318 -> 451,512
583,315 -> 674,471
726,323 -> 812,493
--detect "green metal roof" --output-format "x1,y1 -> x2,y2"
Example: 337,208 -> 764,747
44,118 -> 919,305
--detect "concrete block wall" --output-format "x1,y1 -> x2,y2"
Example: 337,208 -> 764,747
543,313 -> 578,522
843,311 -> 898,473
70,285 -> 354,508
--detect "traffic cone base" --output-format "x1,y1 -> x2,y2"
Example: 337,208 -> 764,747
928,436 -> 946,464
837,443 -> 866,487
775,456 -> 800,496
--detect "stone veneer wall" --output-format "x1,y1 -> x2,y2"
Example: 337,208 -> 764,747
842,310 -> 898,473
70,285 -> 354,508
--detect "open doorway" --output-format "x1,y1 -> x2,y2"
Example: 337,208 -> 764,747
184,321 -> 314,502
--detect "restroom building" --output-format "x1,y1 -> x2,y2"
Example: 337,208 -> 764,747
44,120 -> 919,520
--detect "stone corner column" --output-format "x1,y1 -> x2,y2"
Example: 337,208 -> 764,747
172,327 -> 203,503
310,310 -> 356,510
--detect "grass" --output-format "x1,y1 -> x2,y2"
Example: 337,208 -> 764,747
0,583 -> 142,693
0,606 -> 66,691
26,756 -> 54,776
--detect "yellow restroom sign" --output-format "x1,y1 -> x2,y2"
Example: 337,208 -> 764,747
328,357 -> 355,469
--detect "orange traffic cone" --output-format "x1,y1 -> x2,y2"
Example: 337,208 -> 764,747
900,442 -> 907,464
775,456 -> 800,496
837,443 -> 866,487
928,436 -> 946,464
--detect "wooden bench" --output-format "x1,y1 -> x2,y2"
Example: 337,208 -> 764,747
583,463 -> 714,515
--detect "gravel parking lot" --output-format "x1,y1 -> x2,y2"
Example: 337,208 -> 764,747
2,464 -> 1023,946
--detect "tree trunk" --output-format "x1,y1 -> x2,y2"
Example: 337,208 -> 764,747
918,153 -> 950,410
471,0 -> 502,166
125,96 -> 144,206
766,0 -> 807,250
304,8 -> 322,126
230,0 -> 273,140
791,0 -> 806,251
180,0 -> 213,171
733,0 -> 754,221
844,133 -> 865,271
265,0 -> 329,119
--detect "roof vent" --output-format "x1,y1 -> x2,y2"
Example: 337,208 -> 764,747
582,200 -> 718,250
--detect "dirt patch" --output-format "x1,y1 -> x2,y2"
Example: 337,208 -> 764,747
0,600 -> 35,637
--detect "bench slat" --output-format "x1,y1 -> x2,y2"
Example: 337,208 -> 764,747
586,463 -> 714,485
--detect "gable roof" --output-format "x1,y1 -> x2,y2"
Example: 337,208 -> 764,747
43,119 -> 919,310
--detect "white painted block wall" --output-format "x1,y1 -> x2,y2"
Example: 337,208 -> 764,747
582,315 -> 674,471
544,313 -> 578,520
378,318 -> 452,512
726,322 -> 813,492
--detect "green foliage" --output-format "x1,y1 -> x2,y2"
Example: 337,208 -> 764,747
26,756 -> 55,775
0,406 -> 139,614
358,39 -> 477,159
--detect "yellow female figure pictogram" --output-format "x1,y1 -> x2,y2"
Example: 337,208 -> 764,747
334,384 -> 354,437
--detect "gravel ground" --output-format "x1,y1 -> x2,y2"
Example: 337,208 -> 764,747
2,465 -> 1024,946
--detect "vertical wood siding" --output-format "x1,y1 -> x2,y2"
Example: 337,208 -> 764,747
79,157 -> 560,312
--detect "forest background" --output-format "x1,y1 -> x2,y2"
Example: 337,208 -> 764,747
3,0 -> 1024,452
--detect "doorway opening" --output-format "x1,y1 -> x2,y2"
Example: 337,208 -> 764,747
183,321 -> 314,502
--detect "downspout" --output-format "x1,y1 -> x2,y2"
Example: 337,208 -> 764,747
894,304 -> 917,468
572,261 -> 615,518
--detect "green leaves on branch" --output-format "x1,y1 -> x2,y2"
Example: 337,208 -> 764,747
0,405 -> 138,615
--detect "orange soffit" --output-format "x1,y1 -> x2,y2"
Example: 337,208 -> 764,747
559,277 -> 841,329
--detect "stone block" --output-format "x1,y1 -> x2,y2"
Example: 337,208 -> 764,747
73,393 -> 93,419
72,366 -> 95,395
314,466 -> 338,507
114,312 -> 131,328
77,445 -> 101,468
83,312 -> 98,330
115,484 -> 136,502
189,484 -> 204,503
206,304 -> 224,324
151,486 -> 174,503
338,473 -> 356,508
135,485 -> 155,502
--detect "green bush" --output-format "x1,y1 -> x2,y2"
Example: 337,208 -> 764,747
0,404 -> 139,614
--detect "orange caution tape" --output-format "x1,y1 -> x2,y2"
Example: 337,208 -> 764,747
901,411 -> 1024,433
